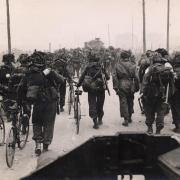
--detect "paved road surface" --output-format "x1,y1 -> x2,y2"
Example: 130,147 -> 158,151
0,80 -> 178,180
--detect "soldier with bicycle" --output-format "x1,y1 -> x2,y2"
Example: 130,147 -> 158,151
52,54 -> 72,112
18,51 -> 65,155
77,52 -> 110,129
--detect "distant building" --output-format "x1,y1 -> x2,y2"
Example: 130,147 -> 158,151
84,38 -> 104,50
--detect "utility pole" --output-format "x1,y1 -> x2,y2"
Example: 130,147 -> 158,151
131,17 -> 134,51
142,0 -> 146,53
6,0 -> 11,54
49,43 -> 51,52
107,24 -> 111,47
167,0 -> 170,52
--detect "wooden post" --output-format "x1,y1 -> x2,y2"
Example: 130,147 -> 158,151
108,24 -> 111,47
6,0 -> 11,54
142,0 -> 146,53
167,0 -> 170,52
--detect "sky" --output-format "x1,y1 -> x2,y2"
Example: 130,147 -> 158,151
0,0 -> 180,52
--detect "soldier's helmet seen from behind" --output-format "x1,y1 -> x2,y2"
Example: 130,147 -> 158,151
120,50 -> 131,60
87,51 -> 100,62
17,54 -> 29,65
30,51 -> 46,67
2,54 -> 15,63
155,48 -> 168,58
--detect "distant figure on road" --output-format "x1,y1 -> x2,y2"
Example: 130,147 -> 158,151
113,50 -> 139,127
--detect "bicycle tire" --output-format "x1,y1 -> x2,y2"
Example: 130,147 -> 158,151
0,116 -> 5,146
68,91 -> 72,115
18,117 -> 29,150
74,98 -> 81,135
76,102 -> 81,134
6,127 -> 16,168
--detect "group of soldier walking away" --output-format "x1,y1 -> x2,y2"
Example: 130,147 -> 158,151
0,46 -> 180,156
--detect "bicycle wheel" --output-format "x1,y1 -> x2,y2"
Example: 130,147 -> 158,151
6,127 -> 16,168
76,102 -> 81,134
18,116 -> 29,150
68,90 -> 72,115
74,98 -> 80,134
0,116 -> 5,146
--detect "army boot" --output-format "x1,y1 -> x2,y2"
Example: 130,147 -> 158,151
122,118 -> 128,127
43,144 -> 49,152
60,106 -> 64,112
98,117 -> 103,125
128,117 -> 132,123
93,118 -> 99,129
35,142 -> 41,156
156,127 -> 163,135
147,126 -> 153,134
173,124 -> 180,133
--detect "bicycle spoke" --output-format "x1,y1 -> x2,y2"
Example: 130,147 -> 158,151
6,128 -> 16,168
0,118 -> 5,146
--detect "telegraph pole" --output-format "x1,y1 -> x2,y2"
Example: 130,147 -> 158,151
142,0 -> 146,53
131,17 -> 134,51
49,43 -> 51,52
107,24 -> 111,47
6,0 -> 12,54
167,0 -> 170,52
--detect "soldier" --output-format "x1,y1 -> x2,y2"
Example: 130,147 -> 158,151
52,55 -> 72,112
169,52 -> 180,133
18,51 -> 65,155
113,51 -> 139,127
142,51 -> 174,134
0,54 -> 15,121
77,52 -> 110,129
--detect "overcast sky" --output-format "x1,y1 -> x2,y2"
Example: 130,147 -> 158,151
0,0 -> 180,52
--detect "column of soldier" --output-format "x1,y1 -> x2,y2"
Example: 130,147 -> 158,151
0,47 -> 180,156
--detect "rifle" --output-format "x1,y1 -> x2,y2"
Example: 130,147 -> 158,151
100,63 -> 110,96
165,83 -> 169,104
138,94 -> 144,114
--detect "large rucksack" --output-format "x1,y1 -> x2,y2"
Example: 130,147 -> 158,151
173,62 -> 180,89
149,62 -> 172,85
147,62 -> 173,99
26,70 -> 58,103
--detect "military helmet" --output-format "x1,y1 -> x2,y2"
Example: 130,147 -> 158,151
155,48 -> 168,58
120,50 -> 131,59
17,54 -> 29,64
2,53 -> 15,63
88,51 -> 100,62
30,51 -> 46,67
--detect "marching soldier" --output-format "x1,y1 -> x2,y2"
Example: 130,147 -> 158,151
18,51 -> 65,155
52,55 -> 72,112
77,52 -> 110,129
113,51 -> 139,127
142,51 -> 174,134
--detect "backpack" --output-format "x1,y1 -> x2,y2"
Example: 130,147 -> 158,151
82,66 -> 104,93
26,71 -> 58,103
147,62 -> 173,99
149,63 -> 172,85
173,63 -> 180,89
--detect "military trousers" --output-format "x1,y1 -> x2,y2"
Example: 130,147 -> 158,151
169,89 -> 180,126
32,100 -> 57,145
59,81 -> 66,108
143,98 -> 165,129
88,91 -> 105,120
118,93 -> 134,120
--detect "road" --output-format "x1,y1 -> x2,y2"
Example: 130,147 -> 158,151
0,79 -> 178,180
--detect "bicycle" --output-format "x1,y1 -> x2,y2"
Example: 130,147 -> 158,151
67,83 -> 75,115
74,86 -> 82,134
6,101 -> 29,168
0,96 -> 9,146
